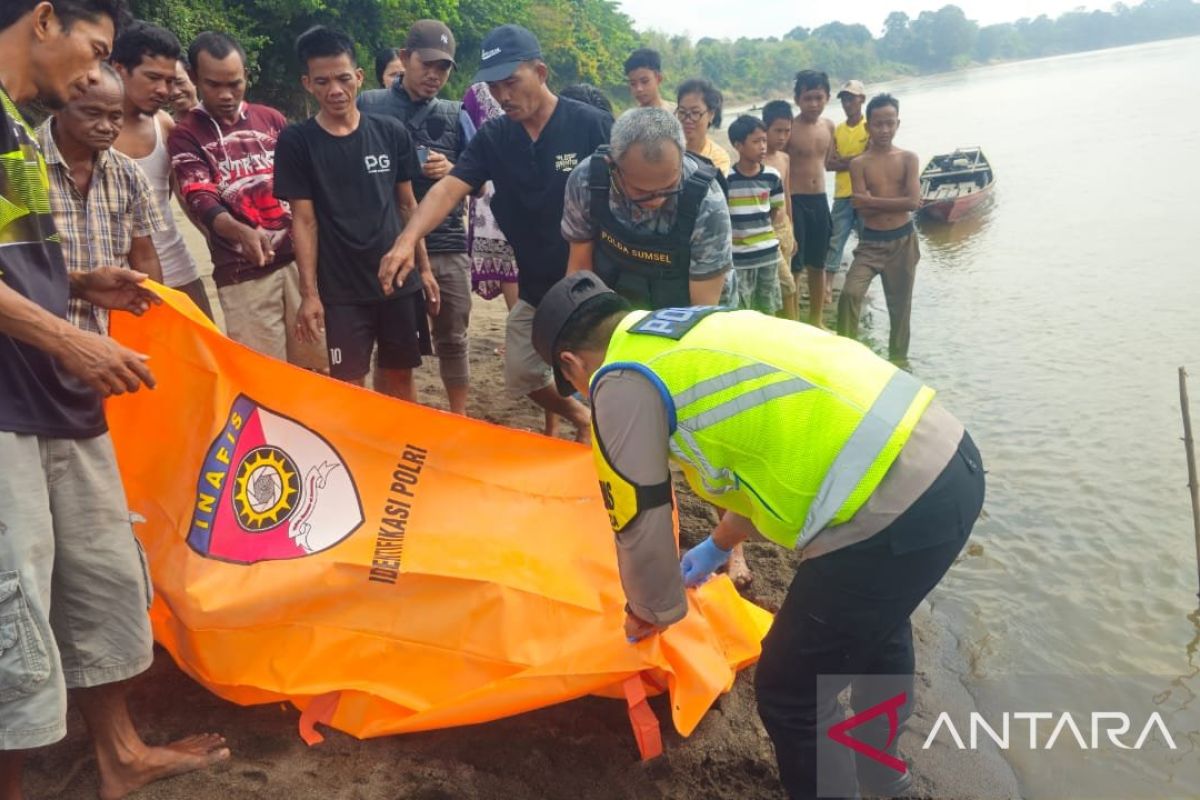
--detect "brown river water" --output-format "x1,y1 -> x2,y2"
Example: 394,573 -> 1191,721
174,39 -> 1200,795
857,36 -> 1200,797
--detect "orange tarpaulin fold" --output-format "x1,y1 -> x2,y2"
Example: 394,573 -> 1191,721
107,285 -> 772,748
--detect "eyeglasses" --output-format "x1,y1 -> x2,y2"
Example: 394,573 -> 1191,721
610,163 -> 683,205
675,107 -> 710,123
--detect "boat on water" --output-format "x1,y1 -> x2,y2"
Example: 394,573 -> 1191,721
918,147 -> 995,223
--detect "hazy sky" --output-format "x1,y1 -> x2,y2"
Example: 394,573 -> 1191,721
617,0 -> 1112,40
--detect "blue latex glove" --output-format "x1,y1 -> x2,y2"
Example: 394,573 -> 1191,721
680,535 -> 732,587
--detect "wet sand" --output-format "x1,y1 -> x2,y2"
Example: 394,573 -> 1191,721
21,226 -> 1018,799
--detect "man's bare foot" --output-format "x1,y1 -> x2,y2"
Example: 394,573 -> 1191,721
98,734 -> 229,800
725,543 -> 753,590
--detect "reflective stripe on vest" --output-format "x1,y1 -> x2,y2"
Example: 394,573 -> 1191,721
660,347 -> 924,546
798,368 -> 925,543
667,363 -> 813,495
601,308 -> 934,549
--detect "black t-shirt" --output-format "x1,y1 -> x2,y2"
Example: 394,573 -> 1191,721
274,114 -> 421,304
450,96 -> 612,305
0,87 -> 104,438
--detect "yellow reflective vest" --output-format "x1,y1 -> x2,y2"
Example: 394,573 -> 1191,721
590,307 -> 935,549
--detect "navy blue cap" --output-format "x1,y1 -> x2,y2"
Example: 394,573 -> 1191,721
471,24 -> 542,83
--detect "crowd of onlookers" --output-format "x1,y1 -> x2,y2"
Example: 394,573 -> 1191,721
27,12 -> 917,421
18,11 -> 919,428
0,1 -> 924,797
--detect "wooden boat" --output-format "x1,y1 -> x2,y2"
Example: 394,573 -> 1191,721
918,147 -> 994,223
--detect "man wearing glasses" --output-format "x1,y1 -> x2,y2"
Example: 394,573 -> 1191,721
562,107 -> 731,309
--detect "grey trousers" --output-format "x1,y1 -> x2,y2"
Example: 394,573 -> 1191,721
429,252 -> 472,387
0,432 -> 154,749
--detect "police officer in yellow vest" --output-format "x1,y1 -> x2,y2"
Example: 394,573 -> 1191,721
532,271 -> 985,800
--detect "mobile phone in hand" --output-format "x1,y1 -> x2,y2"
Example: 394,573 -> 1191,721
417,146 -> 429,166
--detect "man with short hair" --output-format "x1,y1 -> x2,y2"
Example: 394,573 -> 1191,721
825,79 -> 869,274
0,3 -> 229,798
39,62 -> 166,334
276,26 -> 435,400
378,24 -> 612,441
169,57 -> 197,116
169,31 -> 326,368
357,20 -> 472,414
624,48 -> 666,110
562,106 -> 755,588
562,106 -> 730,309
111,21 -> 213,319
531,271 -> 983,800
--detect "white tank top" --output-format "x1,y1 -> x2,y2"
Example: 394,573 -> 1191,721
134,117 -> 200,287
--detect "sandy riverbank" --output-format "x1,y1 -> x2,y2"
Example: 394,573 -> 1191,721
20,214 -> 1018,800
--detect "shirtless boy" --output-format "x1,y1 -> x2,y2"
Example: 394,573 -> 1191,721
762,99 -> 797,320
785,70 -> 834,328
836,93 -> 921,367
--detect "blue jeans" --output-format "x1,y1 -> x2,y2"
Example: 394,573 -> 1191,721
824,197 -> 861,272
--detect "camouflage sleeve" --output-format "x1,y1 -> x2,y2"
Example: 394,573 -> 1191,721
688,180 -> 733,280
559,155 -> 596,243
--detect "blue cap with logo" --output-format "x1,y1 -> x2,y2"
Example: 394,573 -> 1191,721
471,24 -> 543,83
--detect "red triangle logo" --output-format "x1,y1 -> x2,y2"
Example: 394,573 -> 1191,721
826,691 -> 908,774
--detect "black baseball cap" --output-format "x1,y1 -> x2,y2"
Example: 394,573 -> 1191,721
406,20 -> 456,65
471,24 -> 542,83
532,272 -> 629,396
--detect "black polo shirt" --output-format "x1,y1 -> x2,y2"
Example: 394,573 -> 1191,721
450,96 -> 611,305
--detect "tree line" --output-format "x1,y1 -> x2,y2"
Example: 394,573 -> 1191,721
130,0 -> 1200,116
130,0 -> 637,114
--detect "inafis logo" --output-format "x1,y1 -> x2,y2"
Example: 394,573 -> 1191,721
187,395 -> 364,564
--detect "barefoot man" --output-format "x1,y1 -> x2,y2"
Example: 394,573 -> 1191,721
0,3 -> 227,798
836,93 -> 921,368
785,70 -> 834,329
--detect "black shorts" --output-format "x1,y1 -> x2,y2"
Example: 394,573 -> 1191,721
324,292 -> 432,381
791,193 -> 832,271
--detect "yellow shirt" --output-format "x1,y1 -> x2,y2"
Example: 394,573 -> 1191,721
697,137 -> 732,175
833,118 -> 869,199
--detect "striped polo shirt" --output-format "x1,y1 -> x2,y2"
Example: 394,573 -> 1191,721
727,164 -> 785,270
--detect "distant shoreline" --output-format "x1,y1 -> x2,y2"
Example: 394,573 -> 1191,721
719,32 -> 1200,117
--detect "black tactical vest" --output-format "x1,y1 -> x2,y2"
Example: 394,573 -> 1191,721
359,87 -> 465,252
587,147 -> 718,310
